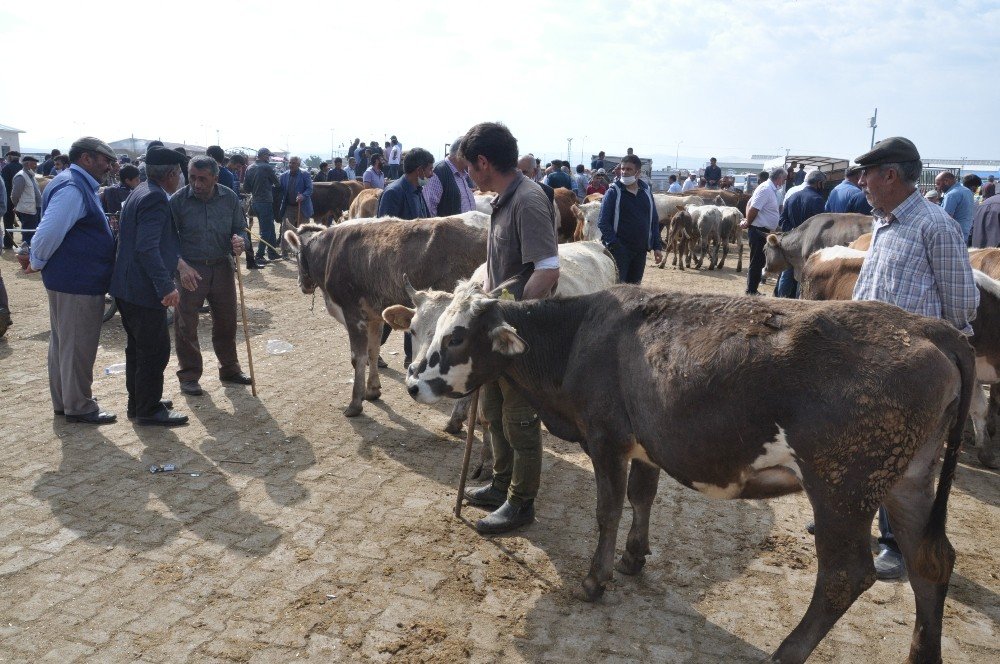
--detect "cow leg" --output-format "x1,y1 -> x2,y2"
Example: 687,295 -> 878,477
444,396 -> 469,435
364,319 -> 382,401
736,237 -> 744,272
718,240 -> 728,270
709,239 -> 720,270
616,460 -> 659,576
770,508 -> 875,663
581,446 -> 629,601
345,325 -> 369,417
980,383 -> 1000,468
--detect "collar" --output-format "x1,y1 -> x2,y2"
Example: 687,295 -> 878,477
874,189 -> 923,225
184,183 -> 221,200
69,164 -> 101,191
492,172 -> 526,211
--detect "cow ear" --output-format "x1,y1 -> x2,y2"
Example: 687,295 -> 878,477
766,233 -> 779,246
490,322 -> 527,356
284,230 -> 301,251
383,305 -> 415,331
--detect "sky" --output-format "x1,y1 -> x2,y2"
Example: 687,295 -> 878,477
2,0 -> 998,170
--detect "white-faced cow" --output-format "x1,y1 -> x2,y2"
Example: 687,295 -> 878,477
764,213 -> 872,283
386,281 -> 974,663
284,216 -> 486,417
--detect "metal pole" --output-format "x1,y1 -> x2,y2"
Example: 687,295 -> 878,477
675,141 -> 682,169
567,138 -> 573,166
870,108 -> 878,149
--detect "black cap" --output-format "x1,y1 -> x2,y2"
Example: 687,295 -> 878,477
257,147 -> 272,157
854,136 -> 920,170
21,155 -> 38,164
6,150 -> 20,158
145,146 -> 189,166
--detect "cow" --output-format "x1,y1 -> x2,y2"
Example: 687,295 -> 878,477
573,201 -> 602,242
474,194 -> 493,215
849,232 -> 872,250
764,213 -> 872,283
348,188 -> 381,219
969,247 -> 1000,276
718,206 -> 745,272
801,247 -> 999,469
658,206 -> 697,270
687,205 -> 725,270
283,216 -> 487,417
584,192 -> 604,203
683,187 -> 752,214
653,193 -> 701,223
385,281 -> 974,663
553,187 -> 580,242
309,181 -> 355,225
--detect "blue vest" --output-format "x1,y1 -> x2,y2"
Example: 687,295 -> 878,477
40,168 -> 116,295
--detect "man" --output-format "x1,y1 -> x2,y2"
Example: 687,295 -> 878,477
705,157 -> 722,189
573,164 -> 590,202
517,155 -> 556,211
207,146 -> 259,270
423,139 -> 476,217
362,153 -> 386,189
243,147 -> 281,262
355,146 -> 369,174
27,137 -> 118,423
313,162 -> 331,182
543,159 -> 573,190
971,183 -> 1000,248
591,150 -> 605,170
344,157 -> 357,181
825,164 -> 873,214
775,170 -> 827,298
99,164 -> 140,216
0,177 -> 10,336
741,166 -> 787,296
52,154 -> 70,174
278,156 -> 314,254
460,122 -> 560,535
982,175 -> 996,199
666,174 -> 682,193
387,135 -> 402,179
11,155 -> 42,247
681,172 -> 698,192
2,151 -> 22,249
109,148 -> 190,426
587,169 -> 608,195
40,149 -> 60,177
170,155 -> 253,396
936,171 -> 975,242
598,154 -> 663,284
852,137 -> 978,580
377,148 -> 432,219
793,163 -> 806,186
325,157 -> 347,182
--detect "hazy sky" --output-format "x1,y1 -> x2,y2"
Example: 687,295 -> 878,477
2,0 -> 997,169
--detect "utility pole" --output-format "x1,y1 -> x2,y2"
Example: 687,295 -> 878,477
567,138 -> 573,166
675,140 -> 683,170
869,108 -> 878,149
581,136 -> 587,165
330,129 -> 335,161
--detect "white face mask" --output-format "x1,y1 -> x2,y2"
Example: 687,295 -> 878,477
620,175 -> 637,186
417,177 -> 429,187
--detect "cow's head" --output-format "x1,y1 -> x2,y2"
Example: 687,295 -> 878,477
383,277 -> 526,404
764,233 -> 788,274
283,223 -> 327,294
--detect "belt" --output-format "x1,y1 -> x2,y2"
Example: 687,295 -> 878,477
749,225 -> 773,233
186,257 -> 231,266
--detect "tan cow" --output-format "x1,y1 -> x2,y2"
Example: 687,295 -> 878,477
347,188 -> 381,219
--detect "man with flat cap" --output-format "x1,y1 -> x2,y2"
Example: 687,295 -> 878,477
2,150 -> 22,249
10,155 -> 42,248
27,137 -> 119,423
109,147 -> 191,426
851,136 -> 978,579
243,147 -> 281,262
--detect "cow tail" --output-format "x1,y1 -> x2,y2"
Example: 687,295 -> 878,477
912,328 -> 974,584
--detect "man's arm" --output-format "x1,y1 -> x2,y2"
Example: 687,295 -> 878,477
929,224 -> 979,333
28,186 -> 86,271
133,196 -> 176,300
597,187 -> 618,245
10,173 -> 24,205
941,191 -> 960,219
523,267 -> 559,300
376,186 -> 400,217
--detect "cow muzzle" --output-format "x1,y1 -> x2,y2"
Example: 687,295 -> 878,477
404,376 -> 444,404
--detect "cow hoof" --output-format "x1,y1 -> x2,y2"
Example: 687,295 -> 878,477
615,554 -> 646,576
444,420 -> 463,435
978,448 -> 999,469
364,390 -> 381,402
344,404 -> 363,417
579,577 -> 606,602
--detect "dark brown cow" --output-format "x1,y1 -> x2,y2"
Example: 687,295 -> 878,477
388,282 -> 974,663
283,216 -> 486,417
658,206 -> 697,270
310,182 -> 355,225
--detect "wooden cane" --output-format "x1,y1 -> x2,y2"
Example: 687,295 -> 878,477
234,259 -> 258,397
454,387 -> 481,518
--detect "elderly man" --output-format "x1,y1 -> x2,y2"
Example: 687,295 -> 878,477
936,170 -> 975,243
681,172 -> 698,192
243,147 -> 281,263
825,164 -> 873,214
853,137 -> 978,580
170,155 -> 252,396
109,148 -> 190,426
741,166 -> 787,296
278,156 -> 314,255
775,170 -> 827,297
461,122 -> 560,535
11,155 -> 42,247
28,137 -> 118,423
423,139 -> 477,217
598,154 -> 663,284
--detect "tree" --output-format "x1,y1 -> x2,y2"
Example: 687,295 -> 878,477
304,155 -> 324,169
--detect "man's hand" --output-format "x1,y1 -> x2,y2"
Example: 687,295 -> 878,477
162,289 -> 180,308
178,259 -> 202,291
653,250 -> 664,264
231,234 -> 244,256
295,193 -> 304,203
739,219 -> 749,229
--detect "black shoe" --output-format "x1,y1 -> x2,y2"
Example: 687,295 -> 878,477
137,410 -> 189,427
806,520 -> 815,535
180,380 -> 204,396
0,306 -> 11,337
127,400 -> 174,419
65,410 -> 117,425
475,500 -> 535,535
377,355 -> 388,369
246,259 -> 265,269
220,372 -> 253,385
874,547 -> 906,581
267,252 -> 281,261
464,483 -> 507,509
197,305 -> 211,313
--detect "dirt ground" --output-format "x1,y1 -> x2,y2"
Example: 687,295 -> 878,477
0,247 -> 997,663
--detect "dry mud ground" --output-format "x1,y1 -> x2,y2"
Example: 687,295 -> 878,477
0,248 -> 997,663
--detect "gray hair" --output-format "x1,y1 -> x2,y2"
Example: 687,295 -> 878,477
188,155 -> 218,176
880,160 -> 922,186
805,169 -> 827,185
770,167 -> 787,180
449,137 -> 464,157
146,164 -> 180,183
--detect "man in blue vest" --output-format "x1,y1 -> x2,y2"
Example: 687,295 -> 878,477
27,137 -> 118,424
598,154 -> 663,283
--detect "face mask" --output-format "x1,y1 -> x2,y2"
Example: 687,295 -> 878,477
620,175 -> 637,186
418,177 -> 429,187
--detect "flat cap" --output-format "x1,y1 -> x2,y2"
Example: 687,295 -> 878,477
71,137 -> 116,161
6,150 -> 20,157
854,136 -> 920,169
21,155 -> 38,163
257,147 -> 272,157
145,146 -> 189,166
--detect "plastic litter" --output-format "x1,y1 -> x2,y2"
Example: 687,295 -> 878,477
149,464 -> 176,474
266,339 -> 293,355
104,363 -> 127,375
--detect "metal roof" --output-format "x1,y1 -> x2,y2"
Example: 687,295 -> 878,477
0,123 -> 25,133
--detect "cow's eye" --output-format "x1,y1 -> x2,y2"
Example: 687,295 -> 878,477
448,336 -> 463,347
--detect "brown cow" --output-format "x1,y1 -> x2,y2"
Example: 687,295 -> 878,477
849,233 -> 872,250
310,182 -> 355,225
348,188 -> 381,219
658,206 -> 697,270
584,192 -> 604,203
553,187 -> 579,242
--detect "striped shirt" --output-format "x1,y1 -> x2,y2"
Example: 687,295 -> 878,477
853,189 -> 978,334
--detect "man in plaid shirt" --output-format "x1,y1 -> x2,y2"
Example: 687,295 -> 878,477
852,136 -> 978,580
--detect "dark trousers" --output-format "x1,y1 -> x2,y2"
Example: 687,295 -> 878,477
0,268 -> 8,310
482,378 -> 542,505
388,164 -> 401,180
380,324 -> 412,358
252,201 -> 279,259
878,506 -> 898,553
174,261 -> 241,382
2,208 -> 15,248
775,268 -> 798,298
16,211 -> 38,246
609,243 -> 647,284
746,226 -> 769,294
117,298 -> 170,418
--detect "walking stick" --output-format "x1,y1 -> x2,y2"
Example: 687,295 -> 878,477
234,258 -> 258,397
455,387 -> 481,518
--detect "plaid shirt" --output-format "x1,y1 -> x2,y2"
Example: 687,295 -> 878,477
853,189 -> 978,334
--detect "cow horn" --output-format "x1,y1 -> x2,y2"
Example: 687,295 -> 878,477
403,274 -> 419,302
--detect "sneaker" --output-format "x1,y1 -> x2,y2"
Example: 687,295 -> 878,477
874,547 -> 906,580
475,500 -> 535,535
464,483 -> 507,509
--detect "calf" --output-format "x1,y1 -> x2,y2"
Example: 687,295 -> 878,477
348,188 -> 381,219
718,206 -> 744,272
688,205 -> 725,270
764,212 -> 872,282
573,201 -> 602,242
658,206 -> 697,270
310,181 -> 355,225
553,187 -> 579,242
389,282 -> 973,663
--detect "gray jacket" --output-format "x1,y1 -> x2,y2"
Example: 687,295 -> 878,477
243,160 -> 280,203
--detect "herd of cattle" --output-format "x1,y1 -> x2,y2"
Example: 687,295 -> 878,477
276,178 -> 995,662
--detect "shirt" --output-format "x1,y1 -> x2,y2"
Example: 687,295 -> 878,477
388,144 -> 401,165
971,194 -> 1000,248
362,166 -> 385,189
486,174 -> 559,294
824,179 -> 873,214
243,160 -> 280,203
544,170 -> 573,190
667,182 -> 682,193
681,178 -> 697,192
344,167 -> 356,180
328,167 -> 348,182
747,180 -> 782,230
779,185 -> 825,232
422,159 -> 476,216
30,164 -> 99,271
853,189 -> 978,334
941,182 -> 975,240
169,184 -> 246,261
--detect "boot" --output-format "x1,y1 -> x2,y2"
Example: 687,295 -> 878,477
475,500 -> 535,535
464,483 -> 506,509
